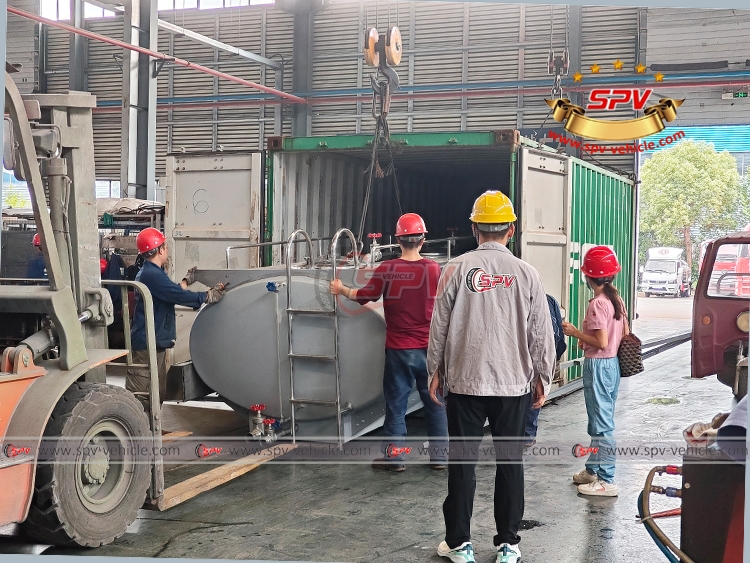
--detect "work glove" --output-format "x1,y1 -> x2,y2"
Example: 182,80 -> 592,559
683,422 -> 717,447
205,283 -> 226,305
182,267 -> 197,286
682,411 -> 730,447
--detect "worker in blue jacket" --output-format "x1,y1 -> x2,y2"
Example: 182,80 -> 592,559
524,294 -> 567,447
128,227 -> 225,410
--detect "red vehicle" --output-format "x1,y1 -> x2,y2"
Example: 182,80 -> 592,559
692,229 -> 750,398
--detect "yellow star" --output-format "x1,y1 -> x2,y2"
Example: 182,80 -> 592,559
635,63 -> 647,74
613,60 -> 624,70
654,72 -> 665,82
590,63 -> 601,74
573,72 -> 584,82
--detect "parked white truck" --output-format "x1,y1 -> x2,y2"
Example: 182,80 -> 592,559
641,247 -> 692,297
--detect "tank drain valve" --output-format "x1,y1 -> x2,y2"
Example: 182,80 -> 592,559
263,418 -> 277,442
249,404 -> 266,437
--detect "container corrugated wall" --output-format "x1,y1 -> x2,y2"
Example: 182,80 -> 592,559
270,149 -> 484,261
566,159 -> 637,381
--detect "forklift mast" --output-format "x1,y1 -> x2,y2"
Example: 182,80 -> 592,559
1,67 -> 113,372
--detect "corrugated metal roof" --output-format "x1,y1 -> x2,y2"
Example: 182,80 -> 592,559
644,125 -> 750,153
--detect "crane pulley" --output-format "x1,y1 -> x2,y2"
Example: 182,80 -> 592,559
356,24 -> 404,248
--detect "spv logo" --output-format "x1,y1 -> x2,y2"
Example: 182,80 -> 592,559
465,268 -> 517,293
572,444 -> 599,458
587,88 -> 653,111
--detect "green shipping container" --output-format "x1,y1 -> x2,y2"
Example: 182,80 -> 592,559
266,130 -> 636,393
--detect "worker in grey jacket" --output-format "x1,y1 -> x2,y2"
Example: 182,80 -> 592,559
427,190 -> 555,563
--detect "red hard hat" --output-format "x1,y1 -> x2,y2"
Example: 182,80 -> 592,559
581,245 -> 621,278
395,213 -> 427,237
136,227 -> 166,254
100,258 -> 108,275
32,233 -> 41,246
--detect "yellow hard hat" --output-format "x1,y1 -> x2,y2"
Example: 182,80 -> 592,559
469,191 -> 517,224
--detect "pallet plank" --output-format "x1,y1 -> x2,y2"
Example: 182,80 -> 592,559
153,443 -> 298,511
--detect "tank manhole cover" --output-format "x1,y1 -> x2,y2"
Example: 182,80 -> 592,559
646,397 -> 680,405
519,520 -> 543,530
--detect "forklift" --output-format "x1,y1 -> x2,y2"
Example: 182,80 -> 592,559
0,65 -> 293,547
0,66 -> 157,547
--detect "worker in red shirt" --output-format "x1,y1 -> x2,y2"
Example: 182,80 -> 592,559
330,213 -> 448,471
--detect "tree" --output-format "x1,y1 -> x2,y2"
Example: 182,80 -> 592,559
639,140 -> 745,275
3,191 -> 30,209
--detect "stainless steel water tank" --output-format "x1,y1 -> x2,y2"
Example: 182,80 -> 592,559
190,267 -> 424,438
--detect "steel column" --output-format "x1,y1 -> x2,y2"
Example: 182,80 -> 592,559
517,4 -> 525,129
119,0 -> 157,199
567,5 -> 583,159
68,0 -> 86,91
292,9 -> 314,137
120,0 -> 158,200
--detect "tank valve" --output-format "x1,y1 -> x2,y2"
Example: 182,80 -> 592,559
249,404 -> 266,437
263,418 -> 277,442
368,233 -> 382,266
266,282 -> 279,293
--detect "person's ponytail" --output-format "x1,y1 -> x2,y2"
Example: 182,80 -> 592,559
598,279 -> 624,321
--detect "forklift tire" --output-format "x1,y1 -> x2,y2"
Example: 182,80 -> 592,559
22,382 -> 151,547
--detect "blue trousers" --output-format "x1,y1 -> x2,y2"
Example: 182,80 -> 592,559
524,397 -> 540,446
582,357 -> 621,483
382,347 -> 449,462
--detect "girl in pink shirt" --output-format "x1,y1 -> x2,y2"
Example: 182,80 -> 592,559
562,246 -> 629,498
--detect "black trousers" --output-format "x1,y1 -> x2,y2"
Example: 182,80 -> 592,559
443,392 -> 529,549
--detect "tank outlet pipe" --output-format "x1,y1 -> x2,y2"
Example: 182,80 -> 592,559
7,6 -> 306,104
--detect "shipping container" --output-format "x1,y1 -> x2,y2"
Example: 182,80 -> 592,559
165,131 -> 636,441
266,130 -> 637,385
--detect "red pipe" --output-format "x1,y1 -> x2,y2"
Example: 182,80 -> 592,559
91,77 -> 750,113
7,6 -> 305,104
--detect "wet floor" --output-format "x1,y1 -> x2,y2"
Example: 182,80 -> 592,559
1,297 -> 738,562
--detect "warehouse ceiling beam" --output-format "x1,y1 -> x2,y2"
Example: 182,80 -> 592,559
157,19 -> 281,70
6,6 -> 305,103
77,1 -> 281,70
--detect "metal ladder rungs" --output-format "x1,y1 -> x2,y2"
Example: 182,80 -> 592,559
289,353 -> 336,360
288,308 -> 335,316
290,398 -> 338,406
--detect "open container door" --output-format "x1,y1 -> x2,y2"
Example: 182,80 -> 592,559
517,146 -> 571,324
163,152 -> 263,364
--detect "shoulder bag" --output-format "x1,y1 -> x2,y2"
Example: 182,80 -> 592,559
617,317 -> 644,377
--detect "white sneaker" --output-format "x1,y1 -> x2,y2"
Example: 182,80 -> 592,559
573,468 -> 597,484
577,479 -> 619,497
497,543 -> 521,563
437,541 -> 475,563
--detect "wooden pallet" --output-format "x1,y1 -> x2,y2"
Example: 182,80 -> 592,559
148,442 -> 298,511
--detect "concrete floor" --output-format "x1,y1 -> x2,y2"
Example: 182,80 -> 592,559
1,296 -> 738,562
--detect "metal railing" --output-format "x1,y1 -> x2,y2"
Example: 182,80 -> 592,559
225,237 -> 332,269
368,235 -> 474,266
101,280 -> 165,503
551,331 -> 693,401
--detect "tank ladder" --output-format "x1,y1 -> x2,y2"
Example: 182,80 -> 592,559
286,228 -> 359,449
